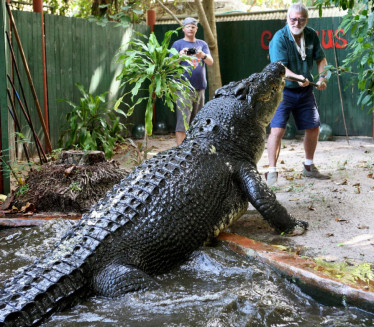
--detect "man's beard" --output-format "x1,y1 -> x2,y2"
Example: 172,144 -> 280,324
290,25 -> 305,35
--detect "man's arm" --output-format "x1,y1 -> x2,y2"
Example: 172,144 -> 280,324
284,67 -> 310,87
196,50 -> 213,66
316,57 -> 328,90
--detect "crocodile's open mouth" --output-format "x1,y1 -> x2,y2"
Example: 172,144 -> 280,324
258,79 -> 285,102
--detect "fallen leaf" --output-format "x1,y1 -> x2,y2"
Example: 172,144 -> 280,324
289,198 -> 299,201
64,165 -> 76,177
263,164 -> 269,168
332,189 -> 339,192
368,173 -> 373,178
295,173 -> 303,179
289,148 -> 295,151
353,183 -> 360,187
23,212 -> 34,216
354,187 -> 361,194
295,246 -> 304,255
20,202 -> 36,213
286,176 -> 294,181
326,233 -> 334,237
280,160 -> 285,164
273,245 -> 288,251
357,225 -> 369,229
11,206 -> 18,213
336,179 -> 348,185
335,218 -> 348,222
307,205 -> 316,211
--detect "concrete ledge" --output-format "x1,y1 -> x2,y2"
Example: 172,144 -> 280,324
0,214 -> 80,228
218,232 -> 374,313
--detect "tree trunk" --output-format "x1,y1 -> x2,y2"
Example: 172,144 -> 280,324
91,0 -> 112,16
194,0 -> 222,99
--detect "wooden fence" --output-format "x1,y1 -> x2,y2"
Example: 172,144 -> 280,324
10,11 -> 149,148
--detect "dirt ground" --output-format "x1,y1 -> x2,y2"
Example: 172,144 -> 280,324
114,134 -> 374,265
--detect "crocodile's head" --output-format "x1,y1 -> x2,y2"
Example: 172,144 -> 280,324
213,61 -> 285,127
185,62 -> 285,162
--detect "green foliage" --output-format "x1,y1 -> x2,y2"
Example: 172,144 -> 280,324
50,148 -> 64,161
120,138 -> 155,166
116,29 -> 196,135
87,0 -> 147,27
69,181 -> 82,192
16,184 -> 30,196
0,135 -> 37,187
58,83 -> 128,158
42,0 -> 70,15
315,0 -> 374,111
314,258 -> 374,286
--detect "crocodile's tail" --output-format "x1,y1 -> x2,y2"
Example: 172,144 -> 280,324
0,236 -> 95,327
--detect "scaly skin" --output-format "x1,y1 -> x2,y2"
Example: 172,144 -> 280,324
0,62 -> 307,326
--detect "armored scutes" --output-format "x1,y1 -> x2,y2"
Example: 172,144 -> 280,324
0,62 -> 307,326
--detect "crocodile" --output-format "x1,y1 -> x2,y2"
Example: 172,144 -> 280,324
0,62 -> 307,326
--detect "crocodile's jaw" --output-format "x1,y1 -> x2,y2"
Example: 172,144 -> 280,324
254,62 -> 286,126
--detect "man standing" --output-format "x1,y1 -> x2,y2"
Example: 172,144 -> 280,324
266,3 -> 330,186
171,17 -> 214,145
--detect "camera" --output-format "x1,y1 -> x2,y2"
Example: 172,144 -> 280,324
186,47 -> 197,55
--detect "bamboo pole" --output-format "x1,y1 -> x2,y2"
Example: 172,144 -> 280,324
5,2 -> 52,153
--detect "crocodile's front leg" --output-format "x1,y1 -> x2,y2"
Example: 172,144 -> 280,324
238,163 -> 308,235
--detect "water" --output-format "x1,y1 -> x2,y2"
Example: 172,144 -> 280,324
0,221 -> 373,326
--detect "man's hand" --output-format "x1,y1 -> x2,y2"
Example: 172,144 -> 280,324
297,75 -> 310,87
316,79 -> 327,90
179,48 -> 189,56
196,50 -> 205,59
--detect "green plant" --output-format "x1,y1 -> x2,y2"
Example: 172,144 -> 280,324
115,29 -> 196,137
50,148 -> 63,161
0,135 -> 38,187
69,181 -> 82,192
58,83 -> 128,158
315,0 -> 374,111
87,3 -> 144,27
16,183 -> 30,196
120,138 -> 155,167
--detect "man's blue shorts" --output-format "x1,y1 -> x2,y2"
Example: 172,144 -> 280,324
270,85 -> 321,130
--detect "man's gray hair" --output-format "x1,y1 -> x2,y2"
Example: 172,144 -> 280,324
287,3 -> 309,18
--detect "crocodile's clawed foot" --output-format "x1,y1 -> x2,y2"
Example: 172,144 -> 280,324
287,219 -> 309,236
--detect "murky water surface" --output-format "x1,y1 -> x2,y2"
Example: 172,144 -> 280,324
0,221 -> 373,327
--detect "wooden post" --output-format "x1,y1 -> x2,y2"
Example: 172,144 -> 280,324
0,0 -> 10,194
147,9 -> 156,33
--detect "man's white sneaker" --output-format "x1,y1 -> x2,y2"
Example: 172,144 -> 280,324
265,171 -> 278,186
